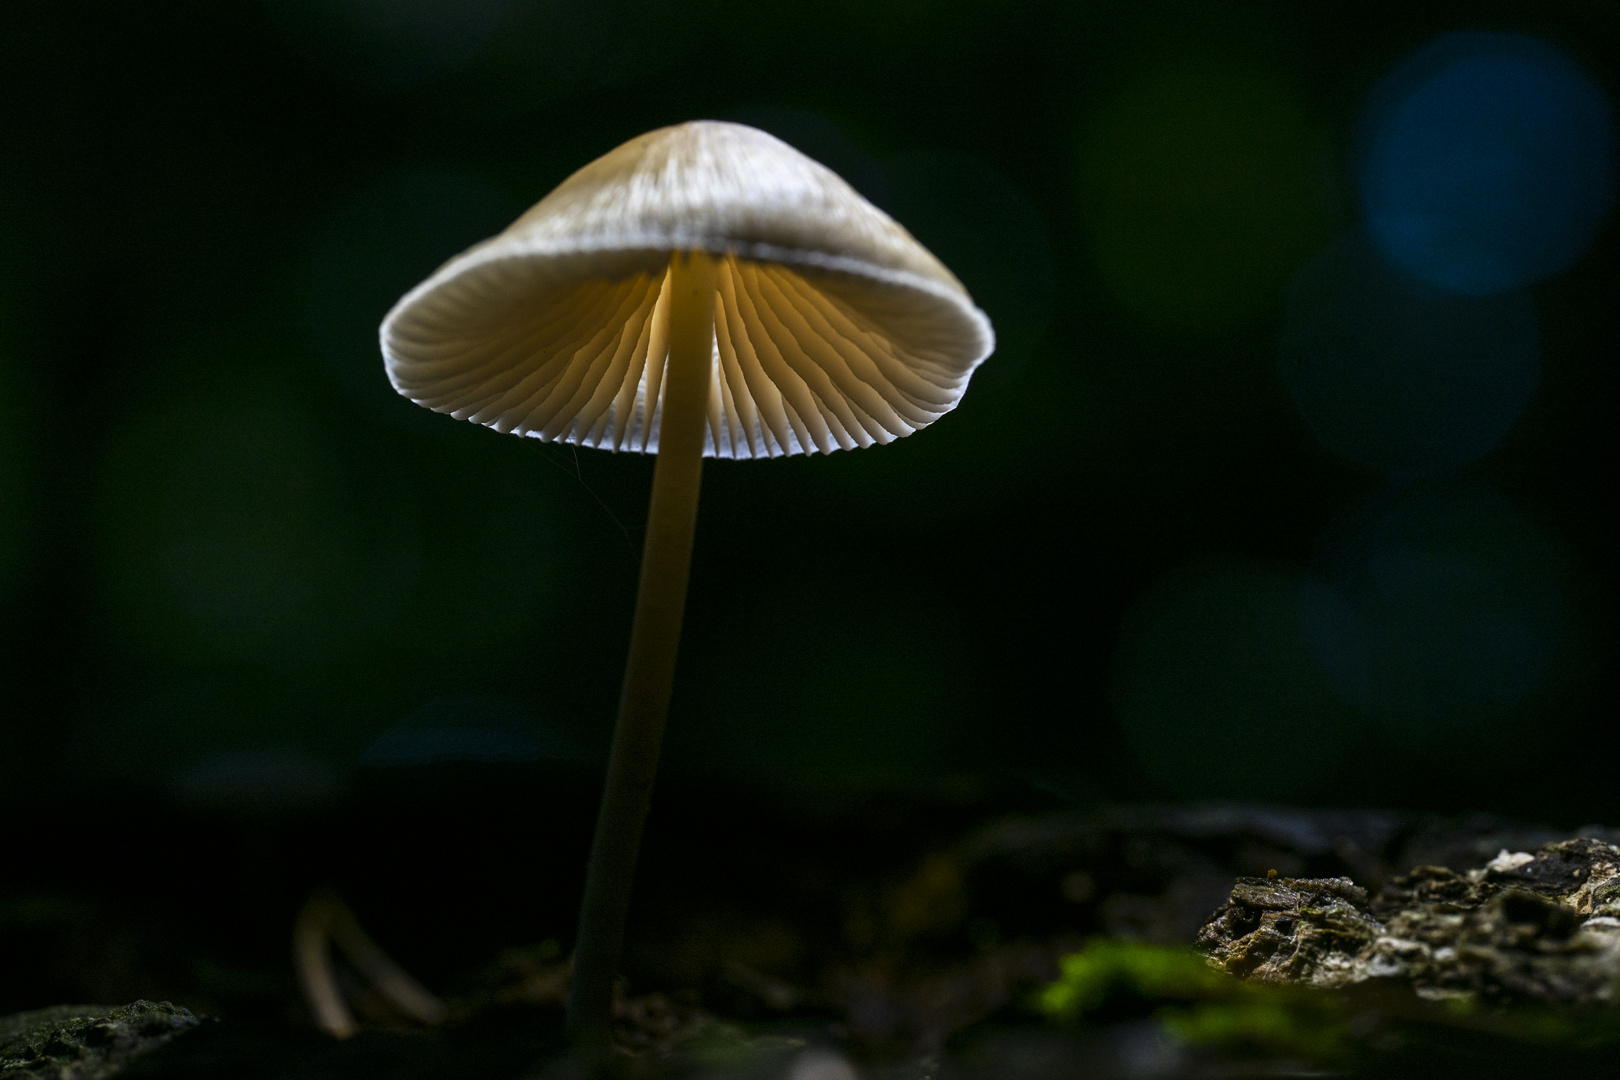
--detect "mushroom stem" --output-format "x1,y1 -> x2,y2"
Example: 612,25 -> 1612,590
567,251 -> 718,1047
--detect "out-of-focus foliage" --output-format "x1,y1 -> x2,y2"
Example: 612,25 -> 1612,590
95,384 -> 421,670
0,172 -> 39,612
361,694 -> 585,767
1304,482 -> 1569,730
0,352 -> 33,608
1280,232 -> 1541,477
671,589 -> 972,788
1113,561 -> 1364,801
0,0 -> 1613,818
1079,59 -> 1337,333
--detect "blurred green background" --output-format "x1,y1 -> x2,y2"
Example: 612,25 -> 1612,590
0,0 -> 1616,826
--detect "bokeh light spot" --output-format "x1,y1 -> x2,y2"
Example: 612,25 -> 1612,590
173,746 -> 342,816
1302,483 -> 1567,730
94,681 -> 357,798
0,354 -> 34,605
1358,32 -> 1617,295
1113,562 -> 1364,801
97,395 -> 420,669
1279,231 -> 1540,477
1080,60 -> 1336,332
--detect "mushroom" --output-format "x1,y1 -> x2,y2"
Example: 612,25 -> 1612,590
380,120 -> 993,1044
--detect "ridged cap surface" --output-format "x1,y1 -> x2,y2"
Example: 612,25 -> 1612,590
381,121 -> 994,457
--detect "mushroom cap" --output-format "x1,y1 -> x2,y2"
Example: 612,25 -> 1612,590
380,121 -> 995,458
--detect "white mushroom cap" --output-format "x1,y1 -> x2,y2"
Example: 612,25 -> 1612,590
380,121 -> 995,458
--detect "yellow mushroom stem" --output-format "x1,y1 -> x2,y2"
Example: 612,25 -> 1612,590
567,251 -> 719,1045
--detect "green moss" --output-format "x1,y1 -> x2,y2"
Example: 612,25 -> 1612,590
0,1001 -> 199,1080
1038,940 -> 1232,1019
1037,940 -> 1347,1060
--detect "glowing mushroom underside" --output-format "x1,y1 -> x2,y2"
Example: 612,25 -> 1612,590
380,121 -> 995,459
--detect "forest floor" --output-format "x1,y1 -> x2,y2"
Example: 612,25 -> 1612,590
4,779 -> 1619,1079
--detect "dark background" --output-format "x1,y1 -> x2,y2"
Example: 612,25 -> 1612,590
0,0 -> 1615,1021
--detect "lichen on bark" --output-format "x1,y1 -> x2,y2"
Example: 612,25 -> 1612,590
1199,838 -> 1620,1009
0,1000 -> 199,1080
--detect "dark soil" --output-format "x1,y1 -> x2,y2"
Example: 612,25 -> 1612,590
4,773 -> 1619,1078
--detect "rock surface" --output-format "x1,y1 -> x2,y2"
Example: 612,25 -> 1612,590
6,805 -> 1616,1080
1199,838 -> 1620,1007
0,1001 -> 200,1080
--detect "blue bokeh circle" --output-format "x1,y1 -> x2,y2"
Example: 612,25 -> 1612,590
1279,231 -> 1540,477
1358,32 -> 1617,295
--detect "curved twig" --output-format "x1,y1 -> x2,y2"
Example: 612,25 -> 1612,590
293,892 -> 447,1038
